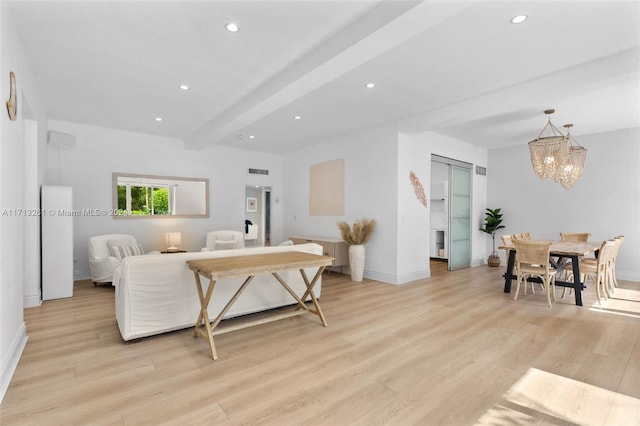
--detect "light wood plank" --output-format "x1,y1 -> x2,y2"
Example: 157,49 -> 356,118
1,262 -> 639,425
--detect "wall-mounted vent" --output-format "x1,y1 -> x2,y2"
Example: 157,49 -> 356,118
475,166 -> 487,176
248,168 -> 269,176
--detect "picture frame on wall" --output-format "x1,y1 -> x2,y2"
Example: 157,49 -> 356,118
246,197 -> 257,212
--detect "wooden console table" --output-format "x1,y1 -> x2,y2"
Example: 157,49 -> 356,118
186,251 -> 333,360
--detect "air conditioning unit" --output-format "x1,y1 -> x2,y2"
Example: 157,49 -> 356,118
47,131 -> 77,148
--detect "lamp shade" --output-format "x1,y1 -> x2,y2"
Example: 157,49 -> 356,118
556,145 -> 587,189
528,109 -> 570,181
166,232 -> 182,250
528,135 -> 570,180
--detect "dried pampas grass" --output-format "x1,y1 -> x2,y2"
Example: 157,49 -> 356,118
337,218 -> 376,245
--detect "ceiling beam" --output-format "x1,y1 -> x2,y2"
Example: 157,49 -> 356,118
184,0 -> 475,150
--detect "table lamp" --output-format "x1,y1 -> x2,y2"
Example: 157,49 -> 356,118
165,232 -> 182,252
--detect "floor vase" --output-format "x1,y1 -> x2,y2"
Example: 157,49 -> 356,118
349,244 -> 365,282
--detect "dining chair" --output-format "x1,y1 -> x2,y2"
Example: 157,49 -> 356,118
512,239 -> 557,307
512,232 -> 532,241
579,239 -> 616,304
609,235 -> 624,290
606,235 -> 624,296
509,234 -> 546,293
561,239 -> 618,304
560,232 -> 591,242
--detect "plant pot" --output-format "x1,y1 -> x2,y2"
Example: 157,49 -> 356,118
487,255 -> 501,267
349,245 -> 365,282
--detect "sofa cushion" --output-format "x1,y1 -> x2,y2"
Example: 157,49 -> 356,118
111,243 -> 145,260
215,240 -> 237,250
107,238 -> 136,250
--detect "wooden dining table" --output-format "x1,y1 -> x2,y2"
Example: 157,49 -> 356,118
500,240 -> 602,306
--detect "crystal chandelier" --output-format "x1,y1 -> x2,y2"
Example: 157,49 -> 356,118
555,124 -> 587,190
528,109 -> 570,180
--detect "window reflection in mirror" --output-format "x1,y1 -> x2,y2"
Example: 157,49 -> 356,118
113,173 -> 209,218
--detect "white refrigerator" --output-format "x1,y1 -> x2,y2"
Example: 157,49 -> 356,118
41,185 -> 74,300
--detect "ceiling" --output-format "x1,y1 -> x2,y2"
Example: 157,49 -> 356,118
5,0 -> 640,153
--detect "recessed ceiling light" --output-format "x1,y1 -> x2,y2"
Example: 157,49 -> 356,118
249,135 -> 255,139
155,117 -> 163,122
510,15 -> 527,24
179,84 -> 189,90
365,82 -> 376,89
226,22 -> 239,32
294,115 -> 301,120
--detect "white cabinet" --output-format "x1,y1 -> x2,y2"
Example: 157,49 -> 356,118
431,183 -> 445,200
41,185 -> 74,300
430,229 -> 447,259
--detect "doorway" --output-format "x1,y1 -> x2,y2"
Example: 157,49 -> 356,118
431,155 -> 472,271
245,185 -> 271,246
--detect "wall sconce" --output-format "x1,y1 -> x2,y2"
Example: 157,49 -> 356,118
165,232 -> 182,252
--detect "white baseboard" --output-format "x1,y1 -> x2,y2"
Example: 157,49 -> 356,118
364,269 -> 429,285
23,293 -> 42,308
1,322 -> 28,405
617,270 -> 640,283
471,257 -> 485,267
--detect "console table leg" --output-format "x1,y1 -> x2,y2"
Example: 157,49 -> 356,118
192,273 -> 218,360
299,267 -> 328,326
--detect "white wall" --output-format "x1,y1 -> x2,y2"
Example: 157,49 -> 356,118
399,131 -> 489,279
282,125 -> 489,285
46,120 -> 284,280
488,127 -> 640,281
283,124 -> 400,282
0,4 -> 49,403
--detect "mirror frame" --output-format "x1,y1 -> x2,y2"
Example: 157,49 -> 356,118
112,172 -> 209,219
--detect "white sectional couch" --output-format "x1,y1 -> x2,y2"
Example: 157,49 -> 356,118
114,243 -> 323,341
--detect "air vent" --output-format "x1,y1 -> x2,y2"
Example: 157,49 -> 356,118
475,166 -> 487,176
248,168 -> 269,176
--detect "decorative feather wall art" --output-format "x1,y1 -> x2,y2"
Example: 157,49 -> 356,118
409,171 -> 427,208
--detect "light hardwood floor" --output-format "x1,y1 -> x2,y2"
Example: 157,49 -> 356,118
1,264 -> 639,425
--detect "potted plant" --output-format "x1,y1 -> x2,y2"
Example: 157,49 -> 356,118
337,218 -> 376,282
479,208 -> 505,267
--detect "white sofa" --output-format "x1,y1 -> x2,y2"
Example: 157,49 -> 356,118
114,243 -> 323,341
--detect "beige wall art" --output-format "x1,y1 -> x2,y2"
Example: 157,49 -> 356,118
309,159 -> 345,216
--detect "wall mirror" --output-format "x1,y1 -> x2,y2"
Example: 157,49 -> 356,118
113,173 -> 209,219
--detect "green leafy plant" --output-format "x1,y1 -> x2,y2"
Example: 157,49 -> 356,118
337,218 -> 377,245
479,208 -> 505,257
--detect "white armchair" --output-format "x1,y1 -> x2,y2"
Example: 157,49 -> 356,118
88,234 -> 159,284
201,230 -> 245,251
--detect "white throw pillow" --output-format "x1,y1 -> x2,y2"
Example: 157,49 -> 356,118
278,240 -> 294,246
110,244 -> 145,260
107,238 -> 134,250
215,240 -> 237,250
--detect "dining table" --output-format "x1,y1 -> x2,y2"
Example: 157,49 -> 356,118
500,240 -> 602,306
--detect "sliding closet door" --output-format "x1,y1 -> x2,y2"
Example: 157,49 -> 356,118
449,165 -> 471,271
